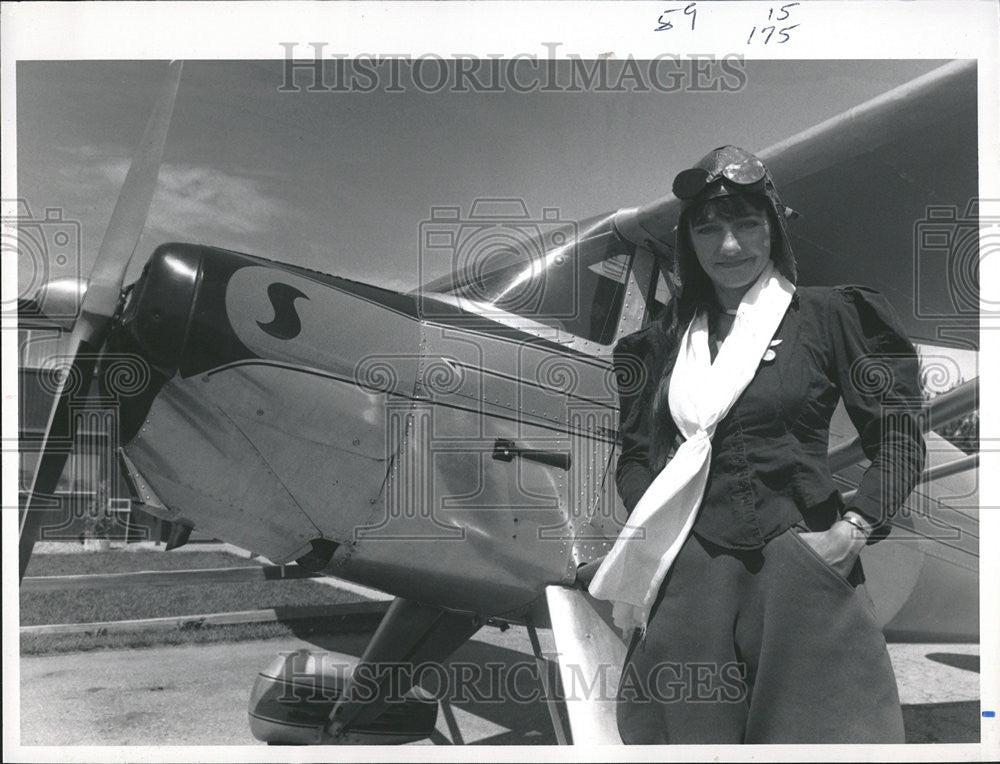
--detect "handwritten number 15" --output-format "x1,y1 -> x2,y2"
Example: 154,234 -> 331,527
768,2 -> 799,21
656,2 -> 697,32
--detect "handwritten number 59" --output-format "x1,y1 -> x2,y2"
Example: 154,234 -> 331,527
655,2 -> 697,32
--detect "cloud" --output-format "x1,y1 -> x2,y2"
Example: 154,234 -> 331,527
36,143 -> 414,293
149,163 -> 296,239
48,144 -> 299,244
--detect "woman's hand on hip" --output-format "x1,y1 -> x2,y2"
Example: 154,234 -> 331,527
575,557 -> 605,590
796,517 -> 869,578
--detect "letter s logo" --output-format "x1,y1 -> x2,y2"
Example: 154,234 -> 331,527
257,282 -> 309,340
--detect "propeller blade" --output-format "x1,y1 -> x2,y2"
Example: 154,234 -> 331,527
19,61 -> 183,581
76,59 -> 183,342
19,336 -> 97,580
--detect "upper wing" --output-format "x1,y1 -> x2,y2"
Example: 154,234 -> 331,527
617,59 -> 978,348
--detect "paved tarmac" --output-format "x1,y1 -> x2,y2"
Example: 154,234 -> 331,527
18,627 -> 981,747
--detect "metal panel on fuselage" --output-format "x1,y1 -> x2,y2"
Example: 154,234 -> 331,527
321,319 -> 623,615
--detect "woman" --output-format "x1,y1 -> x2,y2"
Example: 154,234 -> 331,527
579,146 -> 926,744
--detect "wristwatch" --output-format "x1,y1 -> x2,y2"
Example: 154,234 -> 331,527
841,512 -> 872,540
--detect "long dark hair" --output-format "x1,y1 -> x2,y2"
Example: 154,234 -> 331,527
645,194 -> 797,472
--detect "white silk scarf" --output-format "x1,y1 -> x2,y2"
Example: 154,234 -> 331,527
588,261 -> 795,635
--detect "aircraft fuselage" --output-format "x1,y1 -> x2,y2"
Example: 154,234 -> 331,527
111,244 -> 624,616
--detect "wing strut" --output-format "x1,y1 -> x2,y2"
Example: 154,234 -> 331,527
526,618 -> 569,744
326,597 -> 480,740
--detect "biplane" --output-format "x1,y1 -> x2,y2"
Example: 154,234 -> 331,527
16,59 -> 980,744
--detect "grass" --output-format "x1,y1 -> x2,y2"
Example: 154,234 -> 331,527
20,622 -> 297,655
23,549 -> 253,576
20,549 -> 375,655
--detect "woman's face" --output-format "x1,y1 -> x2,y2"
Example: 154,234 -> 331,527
689,204 -> 772,295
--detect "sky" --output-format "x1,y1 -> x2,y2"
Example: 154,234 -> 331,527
15,58 -> 948,298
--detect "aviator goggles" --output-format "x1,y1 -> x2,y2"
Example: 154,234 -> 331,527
671,155 -> 768,200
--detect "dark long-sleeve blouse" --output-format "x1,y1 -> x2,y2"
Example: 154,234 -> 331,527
613,285 -> 926,549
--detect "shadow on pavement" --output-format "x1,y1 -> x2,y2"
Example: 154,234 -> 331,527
286,623 -> 979,745
925,652 -> 980,673
903,701 -> 979,743
288,624 -> 559,744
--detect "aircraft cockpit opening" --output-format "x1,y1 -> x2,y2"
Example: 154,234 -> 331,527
416,210 -> 636,346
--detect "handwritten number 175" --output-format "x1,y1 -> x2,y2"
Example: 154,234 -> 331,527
747,23 -> 799,44
655,2 -> 697,32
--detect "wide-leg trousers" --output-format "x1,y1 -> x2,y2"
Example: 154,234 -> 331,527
617,526 -> 905,744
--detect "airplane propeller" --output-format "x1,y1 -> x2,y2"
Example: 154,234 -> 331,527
18,60 -> 183,581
